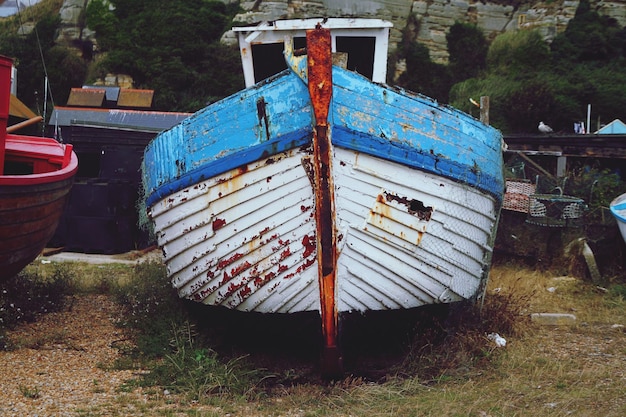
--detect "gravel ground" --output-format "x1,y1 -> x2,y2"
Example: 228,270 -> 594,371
1,294 -> 157,416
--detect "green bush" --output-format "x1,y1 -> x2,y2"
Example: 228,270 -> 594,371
487,30 -> 551,76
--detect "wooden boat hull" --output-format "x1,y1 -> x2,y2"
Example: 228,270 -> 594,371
143,67 -> 504,314
1,54 -> 79,279
148,146 -> 500,313
0,135 -> 78,280
610,193 -> 626,244
143,23 -> 503,376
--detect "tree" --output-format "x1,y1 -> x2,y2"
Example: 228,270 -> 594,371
0,14 -> 85,116
551,0 -> 625,63
487,30 -> 551,77
446,22 -> 488,84
86,0 -> 243,112
396,38 -> 451,102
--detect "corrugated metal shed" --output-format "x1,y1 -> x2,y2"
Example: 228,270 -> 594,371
67,88 -> 106,107
83,85 -> 120,102
47,107 -> 191,254
49,106 -> 191,132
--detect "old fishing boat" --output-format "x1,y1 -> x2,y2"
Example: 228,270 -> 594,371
0,55 -> 78,280
610,193 -> 626,244
142,19 -> 505,375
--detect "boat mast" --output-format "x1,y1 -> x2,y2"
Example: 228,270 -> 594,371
307,26 -> 342,378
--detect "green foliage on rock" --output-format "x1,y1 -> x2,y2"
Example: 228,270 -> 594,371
86,0 -> 244,112
451,2 -> 626,134
552,0 -> 626,63
0,10 -> 86,114
396,22 -> 488,103
446,22 -> 488,84
396,38 -> 451,102
487,30 -> 551,77
3,0 -> 626,132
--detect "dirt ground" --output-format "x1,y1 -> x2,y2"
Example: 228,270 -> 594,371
1,295 -> 140,415
1,273 -> 625,416
0,294 -> 225,416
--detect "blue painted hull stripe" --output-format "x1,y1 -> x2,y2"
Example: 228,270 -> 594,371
145,128 -> 311,207
332,125 -> 504,203
146,124 -> 503,208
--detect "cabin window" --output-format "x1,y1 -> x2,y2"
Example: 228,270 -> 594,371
252,43 -> 286,83
336,36 -> 375,80
251,37 -> 307,83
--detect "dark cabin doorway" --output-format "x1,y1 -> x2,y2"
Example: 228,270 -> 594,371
251,36 -> 376,83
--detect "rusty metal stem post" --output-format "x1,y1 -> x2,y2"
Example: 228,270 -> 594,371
306,26 -> 342,378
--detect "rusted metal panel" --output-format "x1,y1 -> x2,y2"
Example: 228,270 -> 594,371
67,87 -> 105,107
117,89 -> 154,108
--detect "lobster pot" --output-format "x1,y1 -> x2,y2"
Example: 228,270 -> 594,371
503,179 -> 535,213
526,194 -> 586,227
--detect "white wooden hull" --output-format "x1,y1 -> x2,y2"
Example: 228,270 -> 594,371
150,145 -> 499,314
610,193 -> 626,245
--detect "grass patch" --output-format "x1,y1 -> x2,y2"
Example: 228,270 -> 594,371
106,261 -> 271,402
19,384 -> 41,399
0,263 -> 74,349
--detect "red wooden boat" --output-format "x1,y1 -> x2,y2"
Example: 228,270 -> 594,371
0,55 -> 78,280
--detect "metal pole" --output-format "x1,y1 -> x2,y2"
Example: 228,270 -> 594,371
480,96 -> 489,125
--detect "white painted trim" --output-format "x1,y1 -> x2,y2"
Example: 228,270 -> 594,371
234,18 -> 392,87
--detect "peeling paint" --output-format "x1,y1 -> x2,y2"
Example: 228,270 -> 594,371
383,191 -> 433,221
212,217 -> 227,231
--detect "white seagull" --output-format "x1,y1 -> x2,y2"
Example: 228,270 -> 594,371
538,121 -> 553,133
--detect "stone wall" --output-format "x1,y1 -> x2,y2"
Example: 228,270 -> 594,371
53,0 -> 626,66
230,0 -> 626,62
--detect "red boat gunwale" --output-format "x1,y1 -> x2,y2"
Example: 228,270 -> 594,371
1,134 -> 78,185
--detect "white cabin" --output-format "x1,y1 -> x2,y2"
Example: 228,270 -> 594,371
232,18 -> 392,88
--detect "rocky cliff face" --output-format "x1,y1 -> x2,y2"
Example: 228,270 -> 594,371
230,0 -> 626,63
52,0 -> 626,72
